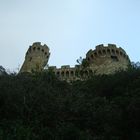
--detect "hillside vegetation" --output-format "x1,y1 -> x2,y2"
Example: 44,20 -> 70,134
0,68 -> 140,140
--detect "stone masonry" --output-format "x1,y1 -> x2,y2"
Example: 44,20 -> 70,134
20,42 -> 130,81
20,42 -> 50,73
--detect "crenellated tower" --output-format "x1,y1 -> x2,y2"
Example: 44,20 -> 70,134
86,44 -> 130,74
20,42 -> 50,73
20,42 -> 131,81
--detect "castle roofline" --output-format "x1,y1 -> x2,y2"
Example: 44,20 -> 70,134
86,44 -> 127,56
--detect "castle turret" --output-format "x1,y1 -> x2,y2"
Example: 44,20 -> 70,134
86,44 -> 130,74
20,42 -> 50,73
20,42 -> 130,81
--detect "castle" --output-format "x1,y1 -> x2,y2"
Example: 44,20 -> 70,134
20,42 -> 130,81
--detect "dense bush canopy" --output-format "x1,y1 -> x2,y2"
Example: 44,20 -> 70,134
0,68 -> 140,140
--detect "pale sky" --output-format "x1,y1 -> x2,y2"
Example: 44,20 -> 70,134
0,0 -> 140,71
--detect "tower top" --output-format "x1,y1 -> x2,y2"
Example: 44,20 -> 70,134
20,42 -> 50,73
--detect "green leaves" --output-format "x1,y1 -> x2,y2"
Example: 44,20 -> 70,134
0,69 -> 140,139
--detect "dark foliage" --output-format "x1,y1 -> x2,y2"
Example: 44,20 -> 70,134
0,69 -> 140,140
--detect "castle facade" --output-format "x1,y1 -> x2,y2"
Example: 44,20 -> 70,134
20,42 -> 130,81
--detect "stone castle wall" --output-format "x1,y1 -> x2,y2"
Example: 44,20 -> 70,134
20,42 -> 50,73
20,43 -> 130,81
85,44 -> 130,75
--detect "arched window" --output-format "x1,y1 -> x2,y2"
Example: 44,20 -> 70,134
98,50 -> 102,55
56,71 -> 60,76
103,49 -> 106,54
37,47 -> 40,50
61,71 -> 64,77
112,49 -> 115,54
107,49 -> 110,54
42,49 -> 44,52
45,52 -> 47,55
111,55 -> 118,61
66,71 -> 69,77
91,54 -> 93,59
116,50 -> 119,54
71,71 -> 74,76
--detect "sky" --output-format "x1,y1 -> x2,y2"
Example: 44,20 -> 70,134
0,0 -> 140,72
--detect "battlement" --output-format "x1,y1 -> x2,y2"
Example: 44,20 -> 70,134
20,42 -> 130,81
48,66 -> 57,70
89,44 -> 120,51
20,42 -> 50,73
26,42 -> 50,59
61,65 -> 70,69
86,44 -> 129,63
32,42 -> 41,46
96,44 -> 117,49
